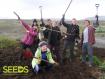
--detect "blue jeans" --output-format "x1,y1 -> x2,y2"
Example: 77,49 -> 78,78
82,42 -> 93,64
33,62 -> 53,73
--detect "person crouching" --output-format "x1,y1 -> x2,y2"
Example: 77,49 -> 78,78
32,41 -> 58,74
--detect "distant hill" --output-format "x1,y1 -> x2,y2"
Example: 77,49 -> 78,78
84,16 -> 105,21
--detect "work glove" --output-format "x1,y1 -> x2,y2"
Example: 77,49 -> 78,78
37,58 -> 41,64
54,62 -> 59,66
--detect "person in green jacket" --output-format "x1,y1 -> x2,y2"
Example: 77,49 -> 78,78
32,41 -> 58,74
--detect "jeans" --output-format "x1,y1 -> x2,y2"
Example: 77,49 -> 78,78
82,42 -> 93,64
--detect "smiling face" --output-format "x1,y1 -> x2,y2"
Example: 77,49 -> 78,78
71,18 -> 77,25
32,26 -> 37,30
84,20 -> 90,27
41,45 -> 47,52
52,21 -> 58,27
47,19 -> 52,26
33,22 -> 37,26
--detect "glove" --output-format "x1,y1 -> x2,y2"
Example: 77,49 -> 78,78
37,58 -> 41,64
54,62 -> 59,66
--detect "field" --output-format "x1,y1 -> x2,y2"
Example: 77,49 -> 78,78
0,19 -> 105,79
0,19 -> 105,47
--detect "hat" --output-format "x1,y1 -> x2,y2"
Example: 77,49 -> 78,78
38,41 -> 48,47
33,19 -> 37,23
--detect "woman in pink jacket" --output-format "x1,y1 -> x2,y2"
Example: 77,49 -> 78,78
20,19 -> 38,46
16,16 -> 38,59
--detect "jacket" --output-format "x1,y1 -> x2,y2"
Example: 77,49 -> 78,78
48,26 -> 62,46
32,48 -> 55,69
62,17 -> 80,42
20,20 -> 38,46
81,25 -> 95,45
43,25 -> 51,39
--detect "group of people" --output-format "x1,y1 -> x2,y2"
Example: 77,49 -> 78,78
16,14 -> 95,74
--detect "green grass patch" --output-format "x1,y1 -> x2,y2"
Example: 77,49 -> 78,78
0,36 -> 19,49
99,61 -> 105,71
80,55 -> 102,66
95,26 -> 105,33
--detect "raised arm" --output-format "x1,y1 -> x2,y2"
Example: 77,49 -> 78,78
13,12 -> 31,31
19,20 -> 31,31
61,15 -> 70,28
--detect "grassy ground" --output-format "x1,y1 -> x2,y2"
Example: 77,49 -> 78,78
0,36 -> 19,49
0,19 -> 105,46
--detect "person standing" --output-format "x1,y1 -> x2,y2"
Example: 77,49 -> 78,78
16,16 -> 38,59
61,14 -> 80,62
81,20 -> 95,67
43,20 -> 62,63
30,19 -> 40,55
48,21 -> 62,63
43,19 -> 52,41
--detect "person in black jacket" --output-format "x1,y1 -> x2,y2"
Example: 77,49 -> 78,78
61,15 -> 80,62
49,21 -> 62,63
43,20 -> 62,63
43,19 -> 52,40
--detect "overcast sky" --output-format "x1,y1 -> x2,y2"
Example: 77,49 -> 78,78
0,0 -> 105,20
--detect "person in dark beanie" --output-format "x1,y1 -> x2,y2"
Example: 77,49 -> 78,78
30,19 -> 40,55
32,41 -> 58,74
43,19 -> 52,41
42,20 -> 62,63
61,14 -> 80,62
48,21 -> 62,63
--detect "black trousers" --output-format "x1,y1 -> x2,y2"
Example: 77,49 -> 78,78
63,40 -> 75,60
49,44 -> 61,63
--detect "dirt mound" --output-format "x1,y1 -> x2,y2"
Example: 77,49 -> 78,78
0,46 -> 104,79
94,47 -> 105,58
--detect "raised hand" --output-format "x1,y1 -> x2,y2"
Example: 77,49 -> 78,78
62,14 -> 65,18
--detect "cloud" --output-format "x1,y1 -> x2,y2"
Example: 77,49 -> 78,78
0,0 -> 105,20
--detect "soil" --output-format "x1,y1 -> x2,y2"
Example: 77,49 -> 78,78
0,44 -> 105,79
